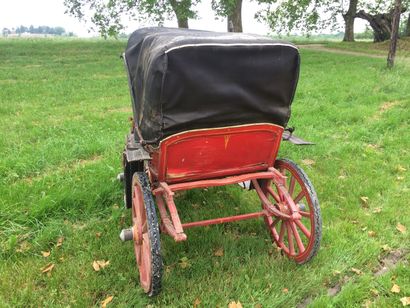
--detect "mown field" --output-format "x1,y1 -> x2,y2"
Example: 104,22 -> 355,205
0,38 -> 409,307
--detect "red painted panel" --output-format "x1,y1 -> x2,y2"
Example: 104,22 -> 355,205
150,124 -> 283,183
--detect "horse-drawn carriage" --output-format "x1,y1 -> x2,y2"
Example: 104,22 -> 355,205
119,27 -> 322,296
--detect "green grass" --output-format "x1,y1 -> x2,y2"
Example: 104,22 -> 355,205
0,38 -> 409,307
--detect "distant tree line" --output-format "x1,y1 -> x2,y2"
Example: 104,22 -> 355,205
2,25 -> 74,37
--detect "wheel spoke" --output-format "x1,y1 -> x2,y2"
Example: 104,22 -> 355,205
294,190 -> 305,204
295,219 -> 311,238
278,221 -> 285,243
286,222 -> 295,255
270,217 -> 280,229
289,176 -> 296,196
290,221 -> 305,253
299,210 -> 311,218
267,186 -> 280,203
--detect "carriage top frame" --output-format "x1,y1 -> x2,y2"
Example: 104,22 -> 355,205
123,27 -> 300,144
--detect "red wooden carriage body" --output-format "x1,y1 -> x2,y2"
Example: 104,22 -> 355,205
120,28 -> 322,296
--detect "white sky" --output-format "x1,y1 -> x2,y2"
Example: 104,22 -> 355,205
0,0 -> 366,37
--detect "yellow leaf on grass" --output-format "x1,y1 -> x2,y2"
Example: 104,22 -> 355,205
282,288 -> 289,293
179,257 -> 190,269
93,260 -> 110,271
56,237 -> 64,247
41,263 -> 55,273
96,232 -> 102,238
333,270 -> 341,276
391,284 -> 401,294
101,295 -> 113,307
372,207 -> 382,214
41,251 -> 50,257
400,297 -> 410,306
370,289 -> 379,296
351,268 -> 363,275
193,298 -> 201,308
214,248 -> 224,257
368,231 -> 376,237
382,244 -> 391,252
228,301 -> 243,308
396,223 -> 407,234
360,197 -> 369,207
301,159 -> 315,166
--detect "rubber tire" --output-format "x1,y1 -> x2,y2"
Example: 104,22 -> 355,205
132,172 -> 163,296
274,158 -> 322,264
123,157 -> 143,209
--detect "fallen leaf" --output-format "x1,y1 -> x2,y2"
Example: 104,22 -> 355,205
282,288 -> 289,293
351,268 -> 363,275
301,159 -> 315,166
368,231 -> 376,237
41,263 -> 55,273
397,165 -> 407,172
396,223 -> 407,234
391,284 -> 401,294
370,289 -> 379,296
360,196 -> 369,207
382,244 -> 391,252
363,300 -> 372,308
352,220 -> 359,224
214,248 -> 224,257
400,297 -> 410,306
41,251 -> 51,257
179,257 -> 191,269
101,295 -> 113,307
96,232 -> 102,238
228,301 -> 243,308
254,304 -> 262,308
93,260 -> 110,271
333,270 -> 341,276
193,298 -> 201,308
361,227 -> 368,232
16,241 -> 31,253
56,237 -> 64,247
372,207 -> 382,214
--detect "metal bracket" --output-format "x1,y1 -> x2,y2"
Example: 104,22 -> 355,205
124,133 -> 151,162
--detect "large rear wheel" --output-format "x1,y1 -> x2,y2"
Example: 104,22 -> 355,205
261,159 -> 322,264
131,172 -> 162,296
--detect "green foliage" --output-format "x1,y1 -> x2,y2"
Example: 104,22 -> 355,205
0,38 -> 409,307
63,0 -> 199,37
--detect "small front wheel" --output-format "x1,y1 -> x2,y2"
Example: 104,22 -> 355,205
261,159 -> 322,264
131,172 -> 162,296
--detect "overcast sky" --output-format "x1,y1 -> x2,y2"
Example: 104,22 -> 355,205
0,0 -> 366,37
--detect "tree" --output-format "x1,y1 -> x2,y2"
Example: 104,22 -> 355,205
343,0 -> 358,41
387,0 -> 402,68
212,0 -> 243,32
64,0 -> 200,37
259,0 -> 408,42
405,12 -> 410,35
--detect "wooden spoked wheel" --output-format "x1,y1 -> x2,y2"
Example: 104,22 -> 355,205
262,159 -> 322,264
131,172 -> 162,296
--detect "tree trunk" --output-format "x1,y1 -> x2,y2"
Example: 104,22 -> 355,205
356,8 -> 406,42
405,13 -> 410,36
227,0 -> 242,32
169,0 -> 189,28
342,0 -> 358,41
387,0 -> 402,68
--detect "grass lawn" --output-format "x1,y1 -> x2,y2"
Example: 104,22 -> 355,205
0,38 -> 409,307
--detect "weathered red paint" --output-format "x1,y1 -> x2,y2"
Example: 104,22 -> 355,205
149,124 -> 283,183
